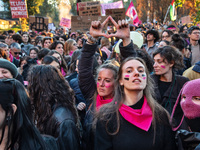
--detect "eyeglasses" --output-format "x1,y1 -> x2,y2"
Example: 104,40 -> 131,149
14,52 -> 22,55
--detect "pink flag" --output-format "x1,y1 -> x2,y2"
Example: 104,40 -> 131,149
125,1 -> 139,25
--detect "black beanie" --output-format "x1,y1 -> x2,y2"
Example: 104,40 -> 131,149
0,58 -> 18,78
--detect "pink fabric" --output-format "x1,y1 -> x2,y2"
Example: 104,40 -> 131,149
101,47 -> 111,58
9,53 -> 13,62
119,96 -> 153,131
61,67 -> 66,76
69,51 -> 74,56
24,81 -> 29,85
96,94 -> 113,111
180,79 -> 200,119
36,60 -> 41,65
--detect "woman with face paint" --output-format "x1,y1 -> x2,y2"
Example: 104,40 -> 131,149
0,79 -> 58,150
171,79 -> 200,149
152,46 -> 189,117
94,57 -> 177,150
79,16 -> 132,150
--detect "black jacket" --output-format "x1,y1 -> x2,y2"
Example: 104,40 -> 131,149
95,106 -> 177,150
50,106 -> 80,150
78,42 -> 98,150
151,74 -> 189,113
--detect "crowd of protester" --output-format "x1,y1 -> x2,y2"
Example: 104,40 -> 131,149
0,16 -> 200,150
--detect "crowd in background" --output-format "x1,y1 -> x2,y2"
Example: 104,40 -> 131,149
0,16 -> 200,150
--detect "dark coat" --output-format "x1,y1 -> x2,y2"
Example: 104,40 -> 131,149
176,129 -> 200,150
51,106 -> 80,150
78,42 -> 98,150
95,110 -> 177,150
151,74 -> 189,113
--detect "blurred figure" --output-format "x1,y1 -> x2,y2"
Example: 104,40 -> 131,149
0,79 -> 58,150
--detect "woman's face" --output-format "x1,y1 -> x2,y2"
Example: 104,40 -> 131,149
59,37 -> 65,43
162,32 -> 171,42
71,41 -> 78,51
120,60 -> 147,91
55,44 -> 64,55
97,56 -> 102,65
158,41 -> 167,48
49,61 -> 60,70
153,54 -> 173,75
97,68 -> 115,100
20,60 -> 27,69
52,53 -> 62,63
0,68 -> 13,79
37,41 -> 42,47
43,39 -> 51,48
30,50 -> 37,59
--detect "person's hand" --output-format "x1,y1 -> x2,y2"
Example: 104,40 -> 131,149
77,102 -> 86,111
107,16 -> 131,46
89,17 -> 110,39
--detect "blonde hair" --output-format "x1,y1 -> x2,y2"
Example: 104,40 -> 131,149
64,39 -> 76,55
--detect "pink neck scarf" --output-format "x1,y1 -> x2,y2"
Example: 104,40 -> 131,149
9,53 -> 13,62
69,51 -> 74,56
61,67 -> 66,76
96,94 -> 113,111
119,96 -> 153,131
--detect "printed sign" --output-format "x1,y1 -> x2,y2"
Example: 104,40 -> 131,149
101,1 -> 123,16
106,8 -> 125,25
60,17 -> 71,28
181,16 -> 191,24
78,1 -> 101,16
71,16 -> 107,33
9,0 -> 28,18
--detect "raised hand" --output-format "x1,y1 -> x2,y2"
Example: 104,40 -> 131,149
89,17 -> 110,39
107,16 -> 131,46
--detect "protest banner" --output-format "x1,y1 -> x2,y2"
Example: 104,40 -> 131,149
60,17 -> 71,28
78,1 -> 101,16
181,16 -> 191,24
9,0 -> 28,18
101,1 -> 123,16
48,23 -> 56,30
106,8 -> 125,26
71,16 -> 107,33
29,16 -> 49,32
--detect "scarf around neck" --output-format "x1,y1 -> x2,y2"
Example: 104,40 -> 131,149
96,94 -> 113,111
119,96 -> 153,131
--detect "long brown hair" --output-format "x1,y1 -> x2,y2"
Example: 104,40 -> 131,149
96,57 -> 169,135
27,65 -> 79,135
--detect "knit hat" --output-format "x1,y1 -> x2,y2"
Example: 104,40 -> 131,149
171,78 -> 200,131
0,58 -> 18,78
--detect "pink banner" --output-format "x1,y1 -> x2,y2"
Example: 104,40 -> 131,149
9,0 -> 28,18
60,18 -> 71,28
101,1 -> 123,15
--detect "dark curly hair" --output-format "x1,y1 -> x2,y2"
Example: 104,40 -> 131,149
170,34 -> 186,52
145,29 -> 159,43
153,46 -> 184,70
27,65 -> 79,135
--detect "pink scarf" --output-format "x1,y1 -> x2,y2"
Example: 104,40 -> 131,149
96,94 -> 113,111
119,96 -> 153,131
9,53 -> 13,62
61,67 -> 66,76
69,51 -> 74,56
